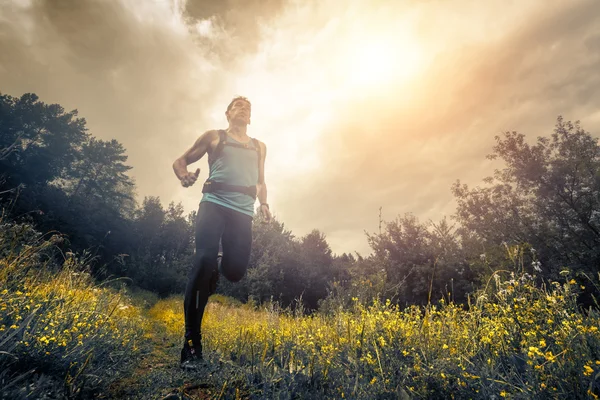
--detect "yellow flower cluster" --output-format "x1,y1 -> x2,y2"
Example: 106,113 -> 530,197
147,272 -> 600,398
1,254 -> 144,391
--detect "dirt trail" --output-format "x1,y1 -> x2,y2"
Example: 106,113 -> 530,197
107,316 -> 246,400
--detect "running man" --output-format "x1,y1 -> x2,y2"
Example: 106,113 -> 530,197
172,96 -> 272,369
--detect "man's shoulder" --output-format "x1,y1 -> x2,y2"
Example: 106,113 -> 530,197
204,129 -> 223,138
251,137 -> 266,151
196,129 -> 223,144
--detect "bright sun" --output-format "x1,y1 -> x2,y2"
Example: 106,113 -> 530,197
344,36 -> 422,88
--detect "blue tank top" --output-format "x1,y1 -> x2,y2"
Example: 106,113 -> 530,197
201,133 -> 259,217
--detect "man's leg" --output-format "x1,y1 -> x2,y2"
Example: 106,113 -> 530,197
208,241 -> 223,296
183,202 -> 225,363
220,208 -> 253,283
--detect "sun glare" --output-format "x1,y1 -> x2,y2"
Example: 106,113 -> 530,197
343,35 -> 423,89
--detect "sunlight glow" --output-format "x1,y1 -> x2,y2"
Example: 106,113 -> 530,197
205,7 -> 427,199
344,36 -> 423,88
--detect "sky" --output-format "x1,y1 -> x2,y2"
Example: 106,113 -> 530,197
1,0 -> 599,256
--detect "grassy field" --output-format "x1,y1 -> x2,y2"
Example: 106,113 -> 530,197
2,222 -> 600,399
139,277 -> 600,400
0,222 -> 144,398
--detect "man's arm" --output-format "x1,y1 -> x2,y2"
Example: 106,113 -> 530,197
173,130 -> 218,187
256,141 -> 272,222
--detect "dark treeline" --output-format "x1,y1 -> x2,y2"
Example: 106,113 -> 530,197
2,92 -> 599,310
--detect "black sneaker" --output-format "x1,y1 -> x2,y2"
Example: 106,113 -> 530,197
180,339 -> 203,370
209,253 -> 222,296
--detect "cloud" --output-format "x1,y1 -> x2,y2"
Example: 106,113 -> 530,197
0,0 -> 227,198
276,0 -> 600,255
1,0 -> 599,256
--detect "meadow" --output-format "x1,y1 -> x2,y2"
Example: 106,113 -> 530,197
149,275 -> 600,399
2,221 -> 600,399
0,221 -> 144,398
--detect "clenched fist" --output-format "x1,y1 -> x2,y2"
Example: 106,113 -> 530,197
259,204 -> 272,223
180,168 -> 200,187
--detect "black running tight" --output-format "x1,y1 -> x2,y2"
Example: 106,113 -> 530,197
183,201 -> 253,340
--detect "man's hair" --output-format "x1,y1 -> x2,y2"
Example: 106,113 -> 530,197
226,96 -> 251,113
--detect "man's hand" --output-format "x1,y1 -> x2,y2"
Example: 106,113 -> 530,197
173,130 -> 218,187
259,204 -> 272,223
180,168 -> 200,188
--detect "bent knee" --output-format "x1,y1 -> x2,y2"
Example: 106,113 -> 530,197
222,268 -> 246,283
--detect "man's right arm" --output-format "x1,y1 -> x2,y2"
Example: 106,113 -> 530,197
173,130 -> 218,187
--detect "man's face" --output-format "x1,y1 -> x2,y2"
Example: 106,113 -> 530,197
226,99 -> 251,125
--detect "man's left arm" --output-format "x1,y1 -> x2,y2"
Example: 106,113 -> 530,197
257,141 -> 272,222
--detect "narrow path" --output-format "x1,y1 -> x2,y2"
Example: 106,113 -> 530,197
107,313 -> 247,400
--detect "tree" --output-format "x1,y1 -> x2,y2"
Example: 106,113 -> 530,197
0,93 -> 137,279
453,117 -> 600,289
64,138 -> 135,215
129,197 -> 194,295
367,214 -> 474,306
220,217 -> 296,304
297,230 -> 334,309
0,93 -> 88,189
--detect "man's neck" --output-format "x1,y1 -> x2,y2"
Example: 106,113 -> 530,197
227,124 -> 248,139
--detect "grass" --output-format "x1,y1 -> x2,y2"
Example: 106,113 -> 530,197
2,222 -> 600,399
0,221 -> 144,399
145,271 -> 600,399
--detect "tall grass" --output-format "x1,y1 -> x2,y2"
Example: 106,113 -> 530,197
150,267 -> 600,399
0,221 -> 144,399
6,217 -> 598,399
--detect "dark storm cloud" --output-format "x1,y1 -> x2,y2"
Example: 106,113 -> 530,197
184,0 -> 285,57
